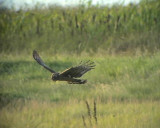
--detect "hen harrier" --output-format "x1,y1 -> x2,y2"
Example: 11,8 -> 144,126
33,50 -> 95,84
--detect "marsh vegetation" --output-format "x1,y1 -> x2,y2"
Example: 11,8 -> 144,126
0,0 -> 160,127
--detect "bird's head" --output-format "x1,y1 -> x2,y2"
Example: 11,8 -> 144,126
51,73 -> 60,81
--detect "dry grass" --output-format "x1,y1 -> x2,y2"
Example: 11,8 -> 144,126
0,100 -> 159,128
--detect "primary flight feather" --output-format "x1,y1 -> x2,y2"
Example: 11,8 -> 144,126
33,50 -> 95,84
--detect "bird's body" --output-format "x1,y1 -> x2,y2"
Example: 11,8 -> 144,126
52,74 -> 86,84
33,50 -> 95,84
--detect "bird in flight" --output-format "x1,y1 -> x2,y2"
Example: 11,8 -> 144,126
33,50 -> 95,84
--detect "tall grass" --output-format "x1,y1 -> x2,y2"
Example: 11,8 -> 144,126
0,100 -> 159,128
0,1 -> 160,127
0,0 -> 160,55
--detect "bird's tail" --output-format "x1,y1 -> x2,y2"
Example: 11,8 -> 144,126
68,79 -> 87,84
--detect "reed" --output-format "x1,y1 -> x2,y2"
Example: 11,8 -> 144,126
85,101 -> 92,126
93,100 -> 97,125
82,115 -> 87,128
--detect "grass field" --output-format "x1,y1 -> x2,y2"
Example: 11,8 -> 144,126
0,0 -> 160,127
0,53 -> 160,128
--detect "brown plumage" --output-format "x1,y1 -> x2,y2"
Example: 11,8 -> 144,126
33,50 -> 95,84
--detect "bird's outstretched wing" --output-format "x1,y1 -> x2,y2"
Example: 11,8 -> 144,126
33,50 -> 56,73
59,61 -> 95,78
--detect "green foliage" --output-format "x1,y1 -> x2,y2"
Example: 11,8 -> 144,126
0,1 -> 160,127
0,0 -> 160,55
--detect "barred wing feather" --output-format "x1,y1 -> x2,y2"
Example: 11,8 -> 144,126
33,50 -> 56,73
60,61 -> 95,78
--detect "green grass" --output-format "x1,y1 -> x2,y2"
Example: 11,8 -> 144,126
0,53 -> 160,127
0,0 -> 160,127
1,53 -> 160,102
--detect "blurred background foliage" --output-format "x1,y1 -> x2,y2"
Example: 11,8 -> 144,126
0,0 -> 160,55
